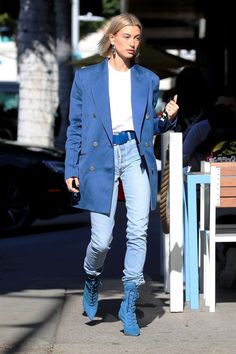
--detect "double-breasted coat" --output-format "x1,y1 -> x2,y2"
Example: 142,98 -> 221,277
65,58 -> 173,214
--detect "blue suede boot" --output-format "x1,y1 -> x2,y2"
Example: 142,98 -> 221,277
83,274 -> 99,320
118,282 -> 140,336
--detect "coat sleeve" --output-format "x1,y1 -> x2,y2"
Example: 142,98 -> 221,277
154,115 -> 177,134
64,70 -> 83,180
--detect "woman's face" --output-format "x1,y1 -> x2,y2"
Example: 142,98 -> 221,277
110,25 -> 141,60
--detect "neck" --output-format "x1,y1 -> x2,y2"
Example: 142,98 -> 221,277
108,55 -> 131,72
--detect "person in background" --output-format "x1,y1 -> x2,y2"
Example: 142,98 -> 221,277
174,66 -> 211,139
64,13 -> 179,336
183,93 -> 236,171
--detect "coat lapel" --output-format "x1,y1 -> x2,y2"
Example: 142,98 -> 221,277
91,59 -> 113,144
131,65 -> 149,141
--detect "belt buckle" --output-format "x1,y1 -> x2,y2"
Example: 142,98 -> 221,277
113,131 -> 133,145
126,131 -> 131,140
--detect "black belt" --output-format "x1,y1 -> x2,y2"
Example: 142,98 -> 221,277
112,131 -> 136,145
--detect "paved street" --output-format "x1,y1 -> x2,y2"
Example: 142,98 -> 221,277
0,204 -> 236,353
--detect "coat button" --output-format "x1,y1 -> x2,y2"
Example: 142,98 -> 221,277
92,141 -> 98,147
89,165 -> 95,172
93,112 -> 96,118
145,142 -> 150,148
145,114 -> 149,119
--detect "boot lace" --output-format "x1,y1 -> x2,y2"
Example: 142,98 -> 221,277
126,289 -> 139,325
86,279 -> 99,305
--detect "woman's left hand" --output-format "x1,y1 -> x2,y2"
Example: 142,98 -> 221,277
165,94 -> 179,122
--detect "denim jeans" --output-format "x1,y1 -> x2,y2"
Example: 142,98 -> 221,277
84,139 -> 151,286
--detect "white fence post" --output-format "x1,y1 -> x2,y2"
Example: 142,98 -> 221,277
169,132 -> 183,312
161,131 -> 183,312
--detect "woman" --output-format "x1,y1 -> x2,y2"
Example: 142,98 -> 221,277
65,13 -> 178,336
174,66 -> 211,138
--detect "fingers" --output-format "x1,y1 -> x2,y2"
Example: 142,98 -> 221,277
73,177 -> 80,189
66,177 -> 80,193
165,96 -> 179,120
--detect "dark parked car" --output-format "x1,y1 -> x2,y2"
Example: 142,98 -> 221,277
0,139 -> 75,233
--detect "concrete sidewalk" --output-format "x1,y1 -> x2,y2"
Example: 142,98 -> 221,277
1,278 -> 236,354
0,211 -> 236,353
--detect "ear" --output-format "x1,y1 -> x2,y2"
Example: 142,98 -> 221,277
109,33 -> 114,44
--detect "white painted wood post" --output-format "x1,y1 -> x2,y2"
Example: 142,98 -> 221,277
169,132 -> 184,312
160,132 -> 183,312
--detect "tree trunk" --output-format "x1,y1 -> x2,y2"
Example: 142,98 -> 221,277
54,0 -> 73,151
17,0 -> 58,148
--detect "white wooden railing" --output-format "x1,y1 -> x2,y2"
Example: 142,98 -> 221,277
160,131 -> 183,312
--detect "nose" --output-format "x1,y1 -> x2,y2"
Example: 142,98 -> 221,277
129,37 -> 135,47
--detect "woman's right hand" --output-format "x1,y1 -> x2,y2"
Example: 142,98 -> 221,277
65,177 -> 80,193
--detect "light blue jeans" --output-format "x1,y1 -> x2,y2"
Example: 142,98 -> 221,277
84,139 -> 151,286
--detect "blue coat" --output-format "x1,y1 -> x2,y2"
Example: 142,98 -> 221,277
65,58 -> 173,213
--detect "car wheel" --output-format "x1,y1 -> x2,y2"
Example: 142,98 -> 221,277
0,176 -> 33,233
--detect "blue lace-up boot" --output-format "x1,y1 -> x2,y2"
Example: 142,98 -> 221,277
83,274 -> 99,320
118,282 -> 140,336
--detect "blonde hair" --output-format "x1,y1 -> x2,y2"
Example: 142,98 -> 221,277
98,13 -> 142,57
